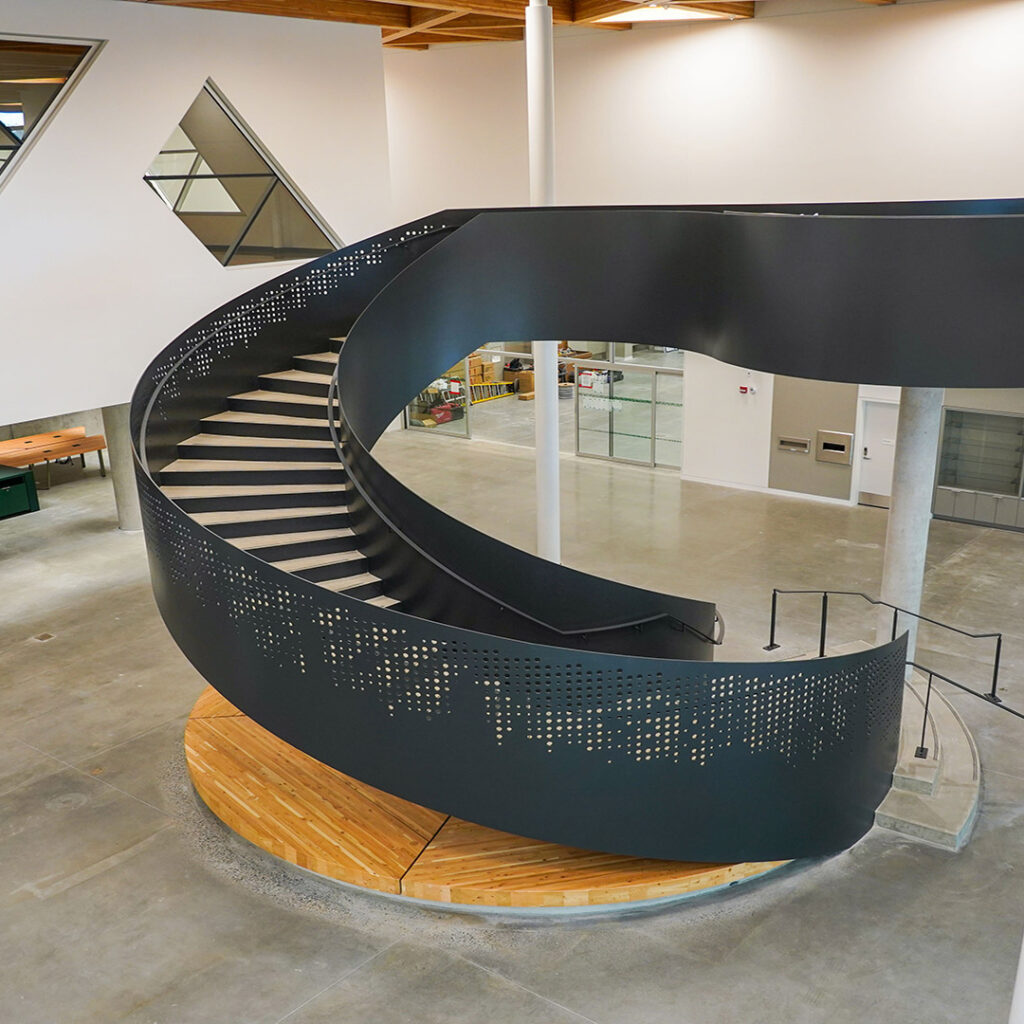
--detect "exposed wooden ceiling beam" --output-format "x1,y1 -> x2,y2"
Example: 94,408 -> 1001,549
134,0 -> 574,23
678,1 -> 754,16
427,24 -> 524,37
383,30 -> 494,44
141,0 -> 414,29
382,6 -> 464,41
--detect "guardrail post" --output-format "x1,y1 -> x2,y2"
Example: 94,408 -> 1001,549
764,590 -> 780,651
915,671 -> 934,759
986,634 -> 1004,704
819,593 -> 828,658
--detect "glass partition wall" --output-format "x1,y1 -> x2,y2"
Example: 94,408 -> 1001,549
404,342 -> 685,469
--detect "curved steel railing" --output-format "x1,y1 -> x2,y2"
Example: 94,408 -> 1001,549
131,200 -> 1024,862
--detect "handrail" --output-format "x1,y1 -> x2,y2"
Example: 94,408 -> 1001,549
327,366 -> 723,647
764,587 -> 1021,721
135,224 -> 457,475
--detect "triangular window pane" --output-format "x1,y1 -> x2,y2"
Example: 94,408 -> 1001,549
228,182 -> 336,266
144,81 -> 338,266
0,39 -> 92,180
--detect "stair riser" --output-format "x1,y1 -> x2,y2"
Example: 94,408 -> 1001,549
174,493 -> 345,513
161,468 -> 346,487
202,419 -> 335,442
209,513 -> 351,538
228,396 -> 336,419
328,579 -> 382,600
330,338 -> 346,353
293,356 -> 337,375
246,536 -> 361,561
258,376 -> 331,398
294,559 -> 370,583
177,444 -> 338,464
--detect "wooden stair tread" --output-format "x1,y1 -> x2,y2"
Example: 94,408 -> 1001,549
260,369 -> 333,383
296,351 -> 337,364
190,506 -> 347,525
367,595 -> 400,608
180,434 -> 334,449
231,389 -> 329,406
233,528 -> 355,550
163,459 -> 342,472
318,572 -> 381,592
185,687 -> 785,907
203,411 -> 331,428
271,550 -> 365,571
163,484 -> 348,498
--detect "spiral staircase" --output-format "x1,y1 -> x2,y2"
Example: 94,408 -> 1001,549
132,202 -> 1024,907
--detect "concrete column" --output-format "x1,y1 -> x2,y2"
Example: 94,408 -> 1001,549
1010,925 -> 1024,1023
876,387 -> 944,666
526,0 -> 560,563
101,403 -> 143,532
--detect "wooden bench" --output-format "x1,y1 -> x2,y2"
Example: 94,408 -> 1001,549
0,427 -> 107,488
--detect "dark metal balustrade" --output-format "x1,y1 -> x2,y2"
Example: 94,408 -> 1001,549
132,201 -> 1024,863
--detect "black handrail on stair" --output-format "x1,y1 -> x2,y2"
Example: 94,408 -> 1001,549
765,588 -> 1023,725
326,369 -> 725,648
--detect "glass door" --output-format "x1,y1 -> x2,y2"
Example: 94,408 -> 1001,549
575,367 -> 654,465
653,371 -> 684,468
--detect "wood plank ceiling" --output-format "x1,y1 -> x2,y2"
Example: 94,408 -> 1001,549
123,0 -> 896,49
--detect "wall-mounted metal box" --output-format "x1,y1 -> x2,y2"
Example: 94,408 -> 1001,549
816,430 -> 853,465
777,436 -> 810,454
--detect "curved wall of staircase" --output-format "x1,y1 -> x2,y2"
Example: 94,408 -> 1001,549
133,202 -> 1024,863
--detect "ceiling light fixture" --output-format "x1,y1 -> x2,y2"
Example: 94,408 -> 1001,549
596,6 -> 727,23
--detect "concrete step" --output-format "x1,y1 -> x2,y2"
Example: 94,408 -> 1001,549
875,674 -> 981,852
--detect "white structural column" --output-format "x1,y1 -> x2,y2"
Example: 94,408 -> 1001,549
525,0 -> 560,562
876,387 -> 944,665
101,403 -> 143,532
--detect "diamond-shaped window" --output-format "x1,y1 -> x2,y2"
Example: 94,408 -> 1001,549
144,82 -> 339,266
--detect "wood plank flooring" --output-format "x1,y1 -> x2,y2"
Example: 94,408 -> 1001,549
186,686 -> 786,907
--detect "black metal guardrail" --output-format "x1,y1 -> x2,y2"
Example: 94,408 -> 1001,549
325,368 -> 724,649
765,589 -> 1023,745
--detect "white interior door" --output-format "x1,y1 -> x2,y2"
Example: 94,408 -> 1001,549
860,400 -> 899,506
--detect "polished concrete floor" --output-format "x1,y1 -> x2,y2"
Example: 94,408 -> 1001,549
1,450 -> 1023,1023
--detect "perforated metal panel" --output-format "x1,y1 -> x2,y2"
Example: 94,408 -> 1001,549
132,203 -> 1019,861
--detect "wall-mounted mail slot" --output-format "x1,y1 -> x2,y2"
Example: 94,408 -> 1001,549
778,436 -> 810,454
816,430 -> 854,465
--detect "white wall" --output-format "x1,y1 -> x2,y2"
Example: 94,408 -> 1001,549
0,0 -> 392,425
383,0 -> 1024,487
385,0 -> 1024,219
682,354 -> 773,489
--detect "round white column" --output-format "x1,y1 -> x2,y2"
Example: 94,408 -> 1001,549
876,387 -> 944,666
525,0 -> 560,563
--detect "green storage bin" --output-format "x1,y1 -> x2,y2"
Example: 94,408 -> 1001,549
0,466 -> 40,520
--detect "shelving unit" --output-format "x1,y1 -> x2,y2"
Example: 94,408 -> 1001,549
934,408 -> 1024,530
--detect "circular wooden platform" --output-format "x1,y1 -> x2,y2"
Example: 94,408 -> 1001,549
185,686 -> 787,909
